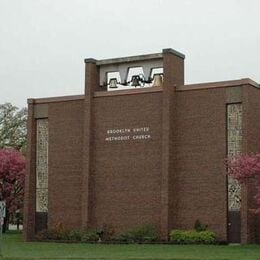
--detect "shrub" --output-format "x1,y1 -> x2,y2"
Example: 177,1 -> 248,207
35,229 -> 54,240
36,228 -> 99,242
81,229 -> 99,242
116,224 -> 160,243
68,230 -> 82,241
35,224 -> 160,243
48,221 -> 71,240
194,219 -> 208,232
99,224 -> 115,241
170,229 -> 216,244
35,228 -> 70,241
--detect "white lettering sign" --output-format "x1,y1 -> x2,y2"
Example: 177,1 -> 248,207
105,127 -> 151,142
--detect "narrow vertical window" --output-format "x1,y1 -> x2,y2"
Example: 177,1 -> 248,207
36,119 -> 48,213
227,104 -> 242,210
227,103 -> 242,243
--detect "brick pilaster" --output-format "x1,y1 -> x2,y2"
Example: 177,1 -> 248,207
81,59 -> 99,228
23,100 -> 37,241
160,49 -> 184,239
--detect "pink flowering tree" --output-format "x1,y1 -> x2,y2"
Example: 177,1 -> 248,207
0,149 -> 25,232
227,154 -> 260,213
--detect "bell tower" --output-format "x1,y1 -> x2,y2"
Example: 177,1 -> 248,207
81,48 -> 185,239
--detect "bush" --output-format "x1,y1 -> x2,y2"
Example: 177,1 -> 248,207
35,223 -> 159,243
116,224 -> 160,243
68,230 -> 82,241
194,219 -> 208,232
35,229 -> 53,240
36,228 -> 99,242
170,229 -> 216,244
35,228 -> 69,241
99,224 -> 115,241
81,229 -> 99,242
36,229 -> 72,240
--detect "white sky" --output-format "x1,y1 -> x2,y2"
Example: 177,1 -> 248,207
0,0 -> 259,108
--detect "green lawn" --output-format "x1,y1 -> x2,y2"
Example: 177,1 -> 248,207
1,231 -> 260,260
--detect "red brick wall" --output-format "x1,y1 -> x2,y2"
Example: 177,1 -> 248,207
89,92 -> 163,233
171,88 -> 228,241
246,86 -> 260,154
48,100 -> 84,229
241,85 -> 260,243
25,83 -> 258,243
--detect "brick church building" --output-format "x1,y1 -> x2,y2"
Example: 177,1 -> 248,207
24,48 -> 260,243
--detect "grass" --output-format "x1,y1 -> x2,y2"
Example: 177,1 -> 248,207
1,231 -> 260,259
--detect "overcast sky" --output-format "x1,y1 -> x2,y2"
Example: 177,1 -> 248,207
0,0 -> 259,108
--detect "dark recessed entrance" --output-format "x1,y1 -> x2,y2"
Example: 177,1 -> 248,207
228,210 -> 241,243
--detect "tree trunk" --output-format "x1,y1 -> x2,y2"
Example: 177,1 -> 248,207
2,210 -> 9,233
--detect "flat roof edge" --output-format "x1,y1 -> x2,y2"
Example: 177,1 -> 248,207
162,48 -> 185,59
27,79 -> 259,104
177,78 -> 260,91
94,86 -> 163,97
85,48 -> 185,66
93,53 -> 163,66
27,94 -> 85,104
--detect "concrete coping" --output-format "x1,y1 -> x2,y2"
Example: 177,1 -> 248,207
162,48 -> 185,59
84,48 -> 185,66
27,95 -> 85,104
177,78 -> 260,91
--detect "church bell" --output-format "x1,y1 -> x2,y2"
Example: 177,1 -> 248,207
109,78 -> 118,88
131,75 -> 141,87
152,74 -> 163,87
